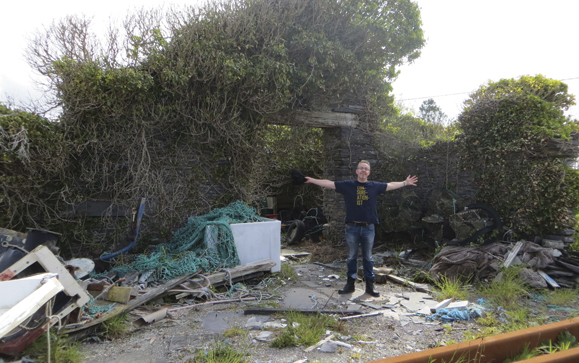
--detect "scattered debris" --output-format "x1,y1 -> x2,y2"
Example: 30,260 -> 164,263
430,298 -> 454,313
0,243 -> 91,355
243,308 -> 362,316
338,311 -> 384,321
386,274 -> 431,293
304,333 -> 334,352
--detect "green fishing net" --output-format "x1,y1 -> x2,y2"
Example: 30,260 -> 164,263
108,201 -> 262,281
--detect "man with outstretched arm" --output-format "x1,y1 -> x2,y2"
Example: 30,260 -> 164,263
305,160 -> 418,297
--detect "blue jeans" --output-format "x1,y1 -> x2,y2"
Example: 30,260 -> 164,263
345,224 -> 375,280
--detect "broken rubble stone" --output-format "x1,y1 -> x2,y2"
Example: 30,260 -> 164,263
255,331 -> 274,341
519,268 -> 548,289
542,239 -> 566,250
263,321 -> 287,329
554,228 -> 575,236
319,341 -> 338,353
245,316 -> 265,330
546,235 -> 575,243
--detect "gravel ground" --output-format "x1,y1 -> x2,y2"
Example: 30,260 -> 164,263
78,262 -> 477,363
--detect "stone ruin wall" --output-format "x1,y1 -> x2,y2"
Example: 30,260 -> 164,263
320,122 -> 578,247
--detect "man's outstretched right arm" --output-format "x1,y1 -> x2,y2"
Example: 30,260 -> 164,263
305,177 -> 336,190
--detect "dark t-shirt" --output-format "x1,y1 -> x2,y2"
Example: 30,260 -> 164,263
335,180 -> 388,224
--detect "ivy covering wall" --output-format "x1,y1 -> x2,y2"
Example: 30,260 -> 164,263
457,75 -> 579,236
2,0 -> 424,253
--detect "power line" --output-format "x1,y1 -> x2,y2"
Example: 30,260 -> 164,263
397,77 -> 579,102
398,92 -> 469,102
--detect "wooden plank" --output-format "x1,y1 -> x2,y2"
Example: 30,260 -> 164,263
504,241 -> 524,268
304,334 -> 334,352
270,110 -> 359,128
175,259 -> 275,292
386,274 -> 431,293
338,311 -> 385,321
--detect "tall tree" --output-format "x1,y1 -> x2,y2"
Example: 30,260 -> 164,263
419,98 -> 449,125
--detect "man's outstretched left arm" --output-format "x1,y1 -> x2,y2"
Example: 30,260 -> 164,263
386,175 -> 418,191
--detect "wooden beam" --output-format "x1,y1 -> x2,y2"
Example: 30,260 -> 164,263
270,110 -> 359,128
386,274 -> 432,293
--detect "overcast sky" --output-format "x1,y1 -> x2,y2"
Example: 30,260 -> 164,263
2,0 -> 578,121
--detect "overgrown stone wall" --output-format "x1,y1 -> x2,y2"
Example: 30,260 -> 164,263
320,127 -> 480,245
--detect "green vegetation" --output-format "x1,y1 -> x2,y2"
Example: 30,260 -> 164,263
6,0 -> 424,250
503,343 -> 540,362
99,312 -> 129,339
503,331 -> 579,363
458,75 -> 579,237
223,327 -> 247,338
477,266 -> 528,309
277,262 -> 298,281
190,341 -> 249,363
545,288 -> 578,306
433,275 -> 469,301
23,333 -> 82,363
270,311 -> 344,348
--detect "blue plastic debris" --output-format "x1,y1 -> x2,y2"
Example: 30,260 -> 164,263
427,306 -> 483,322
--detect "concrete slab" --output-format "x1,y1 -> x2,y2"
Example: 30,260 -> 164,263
202,311 -> 241,333
279,287 -> 334,309
399,292 -> 438,314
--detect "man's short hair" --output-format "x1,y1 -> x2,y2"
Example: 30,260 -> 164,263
358,160 -> 371,169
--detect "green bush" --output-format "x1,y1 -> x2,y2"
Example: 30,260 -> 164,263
457,75 -> 579,236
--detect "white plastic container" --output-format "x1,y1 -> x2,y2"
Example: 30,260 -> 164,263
230,219 -> 281,272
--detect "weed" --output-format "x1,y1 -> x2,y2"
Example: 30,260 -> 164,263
270,328 -> 298,348
277,263 -> 298,281
476,313 -> 498,327
555,330 -> 578,350
427,350 -> 469,363
100,312 -> 129,339
191,341 -> 249,363
23,333 -> 83,363
545,289 -> 578,306
507,308 -> 529,323
503,343 -> 539,362
223,327 -> 247,338
537,339 -> 559,354
270,311 -> 342,348
433,275 -> 469,301
442,323 -> 453,334
476,266 -> 528,308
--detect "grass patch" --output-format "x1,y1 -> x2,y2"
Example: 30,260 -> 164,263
503,343 -> 540,362
277,263 -> 298,281
477,313 -> 499,327
476,266 -> 528,309
23,333 -> 83,363
545,288 -> 578,306
190,342 -> 249,363
100,312 -> 129,339
433,275 -> 469,301
270,311 -> 344,348
223,327 -> 247,338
